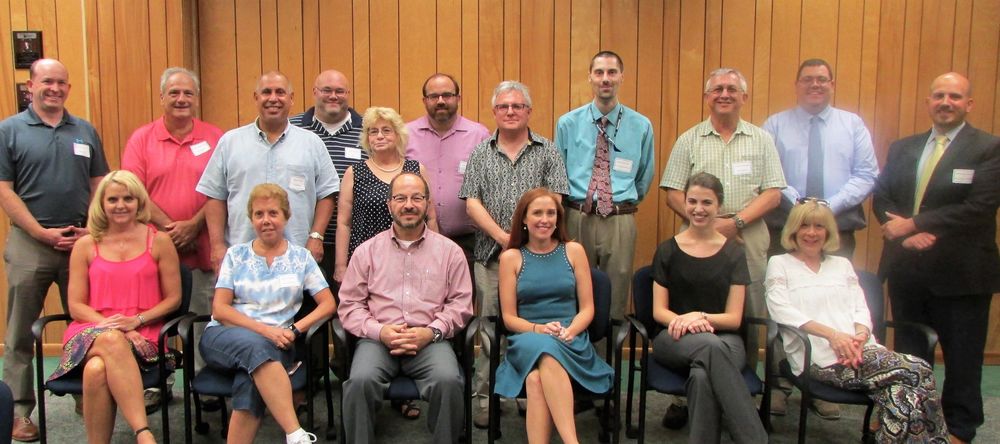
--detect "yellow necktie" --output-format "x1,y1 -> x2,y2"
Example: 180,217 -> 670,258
913,135 -> 948,214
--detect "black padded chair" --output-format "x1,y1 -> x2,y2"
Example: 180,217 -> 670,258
485,267 -> 626,444
32,264 -> 193,444
0,381 -> 12,444
178,294 -> 335,443
624,265 -> 776,443
776,270 -> 939,444
330,315 -> 479,443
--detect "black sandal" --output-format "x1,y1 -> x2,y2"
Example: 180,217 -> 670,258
392,399 -> 421,420
135,426 -> 152,437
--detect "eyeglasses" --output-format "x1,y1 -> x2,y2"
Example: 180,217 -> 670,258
797,76 -> 832,86
494,103 -> 529,112
390,194 -> 427,204
315,87 -> 350,97
706,85 -> 743,96
367,127 -> 395,136
796,197 -> 830,206
424,92 -> 458,101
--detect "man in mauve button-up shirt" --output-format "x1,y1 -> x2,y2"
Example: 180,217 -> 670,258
338,172 -> 472,444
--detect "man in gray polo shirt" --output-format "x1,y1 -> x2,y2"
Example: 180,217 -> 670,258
0,58 -> 109,441
197,71 -> 339,273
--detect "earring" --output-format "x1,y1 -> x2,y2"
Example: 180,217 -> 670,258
523,225 -> 527,230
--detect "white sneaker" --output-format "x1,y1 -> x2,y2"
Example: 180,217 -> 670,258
286,428 -> 317,444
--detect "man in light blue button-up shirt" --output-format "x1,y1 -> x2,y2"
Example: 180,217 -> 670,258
763,59 -> 879,258
197,71 -> 339,274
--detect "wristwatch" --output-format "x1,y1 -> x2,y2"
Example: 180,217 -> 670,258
308,231 -> 323,241
287,324 -> 302,339
733,214 -> 746,230
429,327 -> 443,343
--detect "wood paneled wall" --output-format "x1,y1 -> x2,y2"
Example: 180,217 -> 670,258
2,0 -> 999,359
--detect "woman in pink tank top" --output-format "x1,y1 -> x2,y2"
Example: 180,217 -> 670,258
48,170 -> 181,444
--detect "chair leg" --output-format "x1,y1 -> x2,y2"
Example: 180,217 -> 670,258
797,391 -> 810,444
161,377 -> 171,444
861,403 -> 876,443
220,401 -> 230,439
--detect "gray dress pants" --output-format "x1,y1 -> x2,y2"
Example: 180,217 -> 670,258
653,331 -> 767,444
342,339 -> 464,444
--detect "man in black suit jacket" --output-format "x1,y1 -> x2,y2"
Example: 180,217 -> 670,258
874,72 -> 1000,443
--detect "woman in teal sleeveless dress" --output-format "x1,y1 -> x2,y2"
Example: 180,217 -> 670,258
494,188 -> 613,444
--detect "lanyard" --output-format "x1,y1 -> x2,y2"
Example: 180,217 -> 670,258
592,105 -> 624,152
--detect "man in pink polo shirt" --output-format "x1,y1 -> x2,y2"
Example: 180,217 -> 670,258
122,67 -> 223,408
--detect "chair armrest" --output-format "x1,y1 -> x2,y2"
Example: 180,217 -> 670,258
886,320 -> 939,366
305,314 -> 333,344
483,315 -> 499,363
613,318 -> 630,351
624,315 -> 650,341
462,317 -> 480,355
329,317 -> 350,379
31,314 -> 72,343
158,312 -> 195,354
775,323 -> 814,379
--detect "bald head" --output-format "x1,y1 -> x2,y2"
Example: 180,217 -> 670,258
926,72 -> 973,132
311,69 -> 352,123
27,59 -> 71,116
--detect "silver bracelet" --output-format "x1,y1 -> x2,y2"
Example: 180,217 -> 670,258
136,314 -> 146,326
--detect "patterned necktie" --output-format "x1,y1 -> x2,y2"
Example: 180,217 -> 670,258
805,116 -> 824,198
913,135 -> 948,214
583,117 -> 613,216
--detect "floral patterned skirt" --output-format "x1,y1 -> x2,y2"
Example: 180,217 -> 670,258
47,326 -> 176,382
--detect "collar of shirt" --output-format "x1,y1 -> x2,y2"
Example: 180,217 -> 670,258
698,118 -> 753,138
487,128 -> 546,159
389,224 -> 429,249
23,106 -> 74,127
793,105 -> 832,123
314,111 -> 351,135
253,118 -> 290,145
153,116 -> 201,144
927,121 -> 965,147
589,102 -> 623,126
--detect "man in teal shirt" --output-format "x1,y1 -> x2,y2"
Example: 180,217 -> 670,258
555,50 -> 655,322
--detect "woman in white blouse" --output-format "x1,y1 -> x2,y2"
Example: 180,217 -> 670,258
764,199 -> 947,443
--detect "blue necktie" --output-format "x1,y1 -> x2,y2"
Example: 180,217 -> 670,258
805,116 -> 824,198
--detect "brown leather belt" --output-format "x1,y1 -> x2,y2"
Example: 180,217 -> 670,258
564,200 -> 638,216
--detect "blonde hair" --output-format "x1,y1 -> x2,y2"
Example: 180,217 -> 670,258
246,183 -> 291,220
87,170 -> 152,241
780,201 -> 840,252
360,107 -> 408,157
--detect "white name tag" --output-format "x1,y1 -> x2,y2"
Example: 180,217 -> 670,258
613,158 -> 633,174
277,274 -> 299,288
732,161 -> 752,176
952,169 -> 974,184
73,143 -> 90,158
190,141 -> 211,156
458,160 -> 467,174
289,175 -> 306,191
345,147 -> 363,160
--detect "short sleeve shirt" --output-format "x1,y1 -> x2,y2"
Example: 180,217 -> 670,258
208,241 -> 329,328
458,130 -> 569,263
652,238 -> 750,328
660,119 -> 786,215
0,107 -> 109,226
196,120 -> 340,247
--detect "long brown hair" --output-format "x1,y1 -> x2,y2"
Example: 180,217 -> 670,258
507,188 -> 568,249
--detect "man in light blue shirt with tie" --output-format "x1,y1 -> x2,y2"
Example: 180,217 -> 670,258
763,58 -> 879,259
555,50 -> 655,322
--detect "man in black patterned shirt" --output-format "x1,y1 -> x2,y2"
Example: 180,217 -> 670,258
458,80 -> 569,426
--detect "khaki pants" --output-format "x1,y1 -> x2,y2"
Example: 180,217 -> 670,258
565,211 -> 637,321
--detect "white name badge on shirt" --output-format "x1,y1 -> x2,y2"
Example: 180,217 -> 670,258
190,141 -> 211,156
277,274 -> 299,288
952,169 -> 974,184
73,143 -> 90,158
458,160 -> 468,174
345,147 -> 363,160
613,158 -> 633,174
289,175 -> 307,191
732,161 -> 752,176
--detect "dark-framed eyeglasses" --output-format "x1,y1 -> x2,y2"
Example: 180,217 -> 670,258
390,194 -> 427,204
424,92 -> 458,101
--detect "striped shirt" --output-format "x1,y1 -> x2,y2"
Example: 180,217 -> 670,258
660,119 -> 786,215
290,107 -> 367,245
459,130 -> 569,263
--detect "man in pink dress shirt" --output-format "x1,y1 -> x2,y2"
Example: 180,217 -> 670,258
338,172 -> 473,444
122,67 -> 223,408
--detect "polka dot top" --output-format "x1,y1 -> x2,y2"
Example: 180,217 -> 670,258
347,159 -> 421,258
